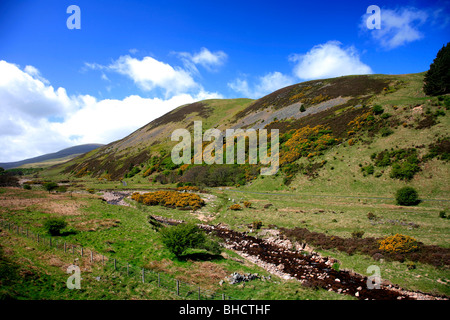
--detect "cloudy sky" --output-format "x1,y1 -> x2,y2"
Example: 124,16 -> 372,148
0,0 -> 449,162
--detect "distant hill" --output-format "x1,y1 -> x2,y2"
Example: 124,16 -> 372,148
0,144 -> 104,169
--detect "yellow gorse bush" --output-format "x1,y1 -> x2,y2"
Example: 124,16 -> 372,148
131,190 -> 204,210
378,233 -> 419,254
280,125 -> 339,166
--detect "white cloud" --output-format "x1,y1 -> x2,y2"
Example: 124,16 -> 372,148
107,55 -> 198,96
228,72 -> 294,99
290,41 -> 373,80
85,49 -> 227,96
362,7 -> 428,49
190,47 -> 227,70
176,47 -> 228,74
0,60 -> 221,162
0,61 -> 74,121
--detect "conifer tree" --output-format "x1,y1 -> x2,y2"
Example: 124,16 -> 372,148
423,42 -> 450,96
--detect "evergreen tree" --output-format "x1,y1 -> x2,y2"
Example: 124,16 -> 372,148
423,43 -> 450,96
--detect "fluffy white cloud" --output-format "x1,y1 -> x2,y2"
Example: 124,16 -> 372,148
228,72 -> 294,99
0,60 -> 221,162
107,55 -> 198,96
290,41 -> 373,80
362,7 -> 428,49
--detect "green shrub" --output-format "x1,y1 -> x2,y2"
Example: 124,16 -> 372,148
23,184 -> 31,190
390,161 -> 419,180
159,223 -> 219,257
43,218 -> 67,236
395,187 -> 419,206
372,105 -> 384,115
361,164 -> 374,176
380,127 -> 394,137
43,182 -> 58,193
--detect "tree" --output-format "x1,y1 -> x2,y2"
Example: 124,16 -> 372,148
423,42 -> 450,96
44,218 -> 67,236
395,186 -> 419,206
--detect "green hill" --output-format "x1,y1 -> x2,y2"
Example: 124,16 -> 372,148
45,72 -> 449,199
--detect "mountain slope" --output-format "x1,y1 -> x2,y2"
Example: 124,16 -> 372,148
0,144 -> 104,169
51,73 -> 449,198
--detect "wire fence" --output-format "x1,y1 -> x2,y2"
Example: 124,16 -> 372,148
0,219 -> 239,300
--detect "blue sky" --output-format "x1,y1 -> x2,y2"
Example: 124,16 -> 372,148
0,0 -> 449,162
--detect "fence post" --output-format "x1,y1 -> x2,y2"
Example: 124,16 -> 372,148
90,251 -> 93,263
176,280 -> 179,296
114,259 -> 116,270
158,273 -> 160,287
81,247 -> 83,257
198,287 -> 201,300
64,242 -> 67,253
222,293 -> 225,300
142,268 -> 145,284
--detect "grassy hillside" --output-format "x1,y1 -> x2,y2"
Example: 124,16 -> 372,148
43,72 -> 449,201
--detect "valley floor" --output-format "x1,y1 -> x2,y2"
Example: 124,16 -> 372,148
0,184 -> 448,300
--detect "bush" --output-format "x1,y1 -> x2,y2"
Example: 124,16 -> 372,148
380,127 -> 393,137
43,218 -> 67,236
159,223 -> 219,257
395,187 -> 419,206
23,184 -> 31,190
132,190 -> 205,210
43,182 -> 58,193
390,162 -> 419,180
229,204 -> 242,210
361,164 -> 374,176
372,105 -> 384,115
378,233 -> 419,254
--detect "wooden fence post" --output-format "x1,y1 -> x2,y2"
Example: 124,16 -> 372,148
176,280 -> 179,296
